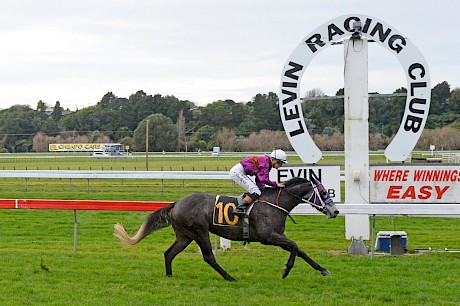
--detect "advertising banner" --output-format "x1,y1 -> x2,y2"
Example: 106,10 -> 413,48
270,164 -> 341,202
371,165 -> 460,203
49,143 -> 103,152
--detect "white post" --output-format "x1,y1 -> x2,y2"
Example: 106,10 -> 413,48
220,237 -> 231,250
344,38 -> 370,241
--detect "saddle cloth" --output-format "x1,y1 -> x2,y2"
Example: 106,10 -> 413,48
212,195 -> 241,226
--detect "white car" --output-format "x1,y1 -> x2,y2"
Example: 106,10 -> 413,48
91,152 -> 111,158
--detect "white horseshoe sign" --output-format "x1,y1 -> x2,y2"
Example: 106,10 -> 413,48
279,14 -> 430,163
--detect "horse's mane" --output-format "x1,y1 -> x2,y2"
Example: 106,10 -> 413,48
282,176 -> 310,187
259,177 -> 311,197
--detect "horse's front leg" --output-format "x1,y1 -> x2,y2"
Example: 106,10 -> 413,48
294,247 -> 330,276
262,232 -> 299,279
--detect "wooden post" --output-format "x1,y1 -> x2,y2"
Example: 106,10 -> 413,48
146,119 -> 149,171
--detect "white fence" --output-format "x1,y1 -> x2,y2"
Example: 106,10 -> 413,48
0,170 -> 230,180
2,170 -> 460,216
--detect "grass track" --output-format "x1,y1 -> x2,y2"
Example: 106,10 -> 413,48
0,153 -> 459,305
0,209 -> 459,305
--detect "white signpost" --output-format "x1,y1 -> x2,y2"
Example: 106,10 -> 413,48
270,164 -> 341,202
279,14 -> 431,242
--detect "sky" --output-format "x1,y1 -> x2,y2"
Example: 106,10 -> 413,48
0,0 -> 459,111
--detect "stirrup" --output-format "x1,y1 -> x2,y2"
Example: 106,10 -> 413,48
233,206 -> 247,216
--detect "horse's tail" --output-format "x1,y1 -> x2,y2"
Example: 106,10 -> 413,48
114,202 -> 175,246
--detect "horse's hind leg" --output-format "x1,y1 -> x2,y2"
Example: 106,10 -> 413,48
164,235 -> 193,277
194,234 -> 236,282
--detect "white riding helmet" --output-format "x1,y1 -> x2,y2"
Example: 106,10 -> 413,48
270,149 -> 288,164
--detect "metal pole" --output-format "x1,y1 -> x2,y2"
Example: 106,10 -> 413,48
73,210 -> 78,253
371,214 -> 376,259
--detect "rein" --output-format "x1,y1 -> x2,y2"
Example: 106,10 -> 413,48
281,181 -> 328,212
257,198 -> 297,224
256,180 -> 328,224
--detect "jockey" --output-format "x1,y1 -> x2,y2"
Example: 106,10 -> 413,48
229,149 -> 288,216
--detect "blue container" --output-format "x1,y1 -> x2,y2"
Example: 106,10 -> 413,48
376,231 -> 407,252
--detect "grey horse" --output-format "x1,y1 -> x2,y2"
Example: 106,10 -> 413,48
114,177 -> 339,281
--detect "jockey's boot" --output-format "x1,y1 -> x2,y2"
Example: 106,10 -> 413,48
234,193 -> 259,216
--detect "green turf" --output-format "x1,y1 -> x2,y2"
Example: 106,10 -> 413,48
0,152 -> 459,305
0,210 -> 459,305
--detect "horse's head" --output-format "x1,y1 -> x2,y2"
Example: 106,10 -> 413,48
309,178 -> 339,218
281,177 -> 339,218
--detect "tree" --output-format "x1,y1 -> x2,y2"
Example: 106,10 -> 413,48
76,106 -> 99,131
430,81 -> 450,116
215,128 -> 238,151
302,89 -> 344,135
52,101 -> 63,121
59,113 -> 80,131
2,83 -> 460,153
133,114 -> 178,151
447,88 -> 460,113
114,126 -> 133,142
197,100 -> 233,128
386,88 -> 407,135
115,99 -> 136,130
36,100 -> 46,112
240,130 -> 292,151
369,133 -> 388,150
176,109 -> 186,151
37,100 -> 47,119
0,105 -> 38,152
250,92 -> 282,131
236,120 -> 257,137
304,88 -> 326,98
33,132 -> 52,152
313,132 -> 344,151
231,103 -> 250,129
416,127 -> 460,150
156,95 -> 195,123
130,91 -> 161,122
98,92 -> 118,109
118,136 -> 135,151
188,125 -> 217,151
40,118 -> 59,135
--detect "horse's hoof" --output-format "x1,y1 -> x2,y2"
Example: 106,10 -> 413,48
226,276 -> 237,282
320,269 -> 330,276
281,269 -> 289,279
166,274 -> 172,278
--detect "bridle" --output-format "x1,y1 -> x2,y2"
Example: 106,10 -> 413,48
301,180 -> 332,213
281,179 -> 333,213
256,179 -> 333,222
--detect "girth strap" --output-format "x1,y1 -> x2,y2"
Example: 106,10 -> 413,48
242,215 -> 250,244
241,203 -> 255,244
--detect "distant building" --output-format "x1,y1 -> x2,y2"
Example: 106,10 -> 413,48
43,106 -> 73,116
